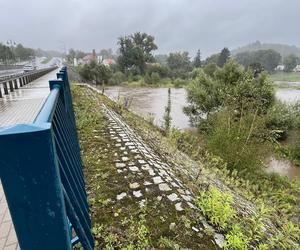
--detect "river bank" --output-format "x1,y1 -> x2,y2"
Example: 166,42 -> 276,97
99,84 -> 300,183
73,84 -> 300,249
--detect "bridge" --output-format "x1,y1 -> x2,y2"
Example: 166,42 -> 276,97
0,68 -> 93,249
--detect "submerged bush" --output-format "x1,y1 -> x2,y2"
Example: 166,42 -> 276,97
265,101 -> 294,139
109,71 -> 126,85
206,108 -> 270,173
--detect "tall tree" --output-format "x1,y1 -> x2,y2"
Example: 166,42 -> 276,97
14,44 -> 35,61
218,47 -> 230,67
99,49 -> 113,60
117,32 -> 157,74
167,51 -> 191,78
0,43 -> 15,63
235,49 -> 282,72
193,49 -> 202,68
283,54 -> 299,72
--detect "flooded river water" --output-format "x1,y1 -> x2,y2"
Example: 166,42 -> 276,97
103,84 -> 300,182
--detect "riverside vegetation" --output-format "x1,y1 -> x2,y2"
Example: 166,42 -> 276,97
72,62 -> 300,249
71,32 -> 300,249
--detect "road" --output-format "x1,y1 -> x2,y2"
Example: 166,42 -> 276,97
0,57 -> 63,79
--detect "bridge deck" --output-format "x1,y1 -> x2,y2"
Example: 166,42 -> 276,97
0,69 -> 59,250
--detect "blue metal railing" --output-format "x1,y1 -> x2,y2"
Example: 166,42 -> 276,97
0,67 -> 94,250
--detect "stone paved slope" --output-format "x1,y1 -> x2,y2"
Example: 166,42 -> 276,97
79,85 -> 223,249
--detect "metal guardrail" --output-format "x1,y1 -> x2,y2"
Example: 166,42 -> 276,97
0,67 -> 94,250
0,67 -> 57,98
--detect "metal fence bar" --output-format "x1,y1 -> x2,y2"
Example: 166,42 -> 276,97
0,123 -> 72,250
0,67 -> 93,249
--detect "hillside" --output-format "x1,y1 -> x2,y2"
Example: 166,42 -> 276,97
232,41 -> 300,58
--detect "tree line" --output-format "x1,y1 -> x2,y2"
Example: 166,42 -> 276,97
77,32 -> 232,85
0,43 -> 35,64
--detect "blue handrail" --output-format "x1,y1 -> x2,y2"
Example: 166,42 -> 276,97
0,67 -> 94,250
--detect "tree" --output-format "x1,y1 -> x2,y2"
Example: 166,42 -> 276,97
0,43 -> 15,64
283,54 -> 299,72
184,60 -> 274,127
167,51 -> 191,78
218,47 -> 230,67
193,49 -> 202,68
235,49 -> 281,72
117,32 -> 158,74
67,49 -> 86,62
99,49 -> 113,60
154,54 -> 168,65
14,44 -> 35,61
78,61 -> 112,84
204,53 -> 220,66
67,49 -> 76,62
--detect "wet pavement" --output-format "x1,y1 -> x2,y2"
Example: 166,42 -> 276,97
0,70 -> 58,127
0,69 -> 59,249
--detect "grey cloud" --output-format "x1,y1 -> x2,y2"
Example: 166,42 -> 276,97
0,0 -> 299,57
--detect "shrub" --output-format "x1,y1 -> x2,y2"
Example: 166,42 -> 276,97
265,101 -> 294,140
78,61 -> 112,84
206,108 -> 269,173
173,78 -> 188,87
196,187 -> 236,230
188,68 -> 203,79
150,72 -> 160,84
185,61 -> 275,127
145,63 -> 169,78
224,225 -> 249,250
109,71 -> 126,85
144,72 -> 160,84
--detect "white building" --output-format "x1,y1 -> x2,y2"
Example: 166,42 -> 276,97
275,64 -> 285,71
293,65 -> 300,72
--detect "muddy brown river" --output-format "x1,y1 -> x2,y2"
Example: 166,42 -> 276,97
102,84 -> 300,182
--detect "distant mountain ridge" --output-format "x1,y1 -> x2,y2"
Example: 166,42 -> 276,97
232,41 -> 300,58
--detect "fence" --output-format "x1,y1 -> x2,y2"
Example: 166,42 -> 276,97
0,67 -> 57,98
0,67 -> 94,250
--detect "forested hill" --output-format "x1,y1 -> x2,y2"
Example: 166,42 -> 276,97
232,41 -> 300,58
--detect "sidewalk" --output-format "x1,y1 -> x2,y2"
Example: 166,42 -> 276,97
0,69 -> 59,250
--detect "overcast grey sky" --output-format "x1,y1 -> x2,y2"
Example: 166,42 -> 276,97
0,0 -> 299,57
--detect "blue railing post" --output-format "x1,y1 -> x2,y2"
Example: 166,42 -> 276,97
0,124 -> 72,250
0,67 -> 94,250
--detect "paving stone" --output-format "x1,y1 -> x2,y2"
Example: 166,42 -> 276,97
129,166 -> 139,172
117,192 -> 127,200
129,182 -> 140,189
116,163 -> 126,168
144,181 -> 152,186
167,193 -> 179,202
214,233 -> 225,248
138,159 -> 146,164
187,202 -> 197,209
181,194 -> 193,202
175,202 -> 184,211
169,222 -> 176,231
153,176 -> 164,184
121,156 -> 129,161
159,183 -> 172,192
133,190 -> 143,198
